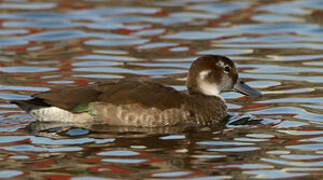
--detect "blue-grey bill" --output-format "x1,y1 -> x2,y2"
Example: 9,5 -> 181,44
234,80 -> 262,97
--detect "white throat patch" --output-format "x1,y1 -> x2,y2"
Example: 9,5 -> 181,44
198,70 -> 221,97
199,81 -> 220,96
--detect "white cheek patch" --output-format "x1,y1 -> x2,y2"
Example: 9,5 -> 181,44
199,70 -> 211,80
198,70 -> 224,100
199,81 -> 220,96
199,70 -> 221,97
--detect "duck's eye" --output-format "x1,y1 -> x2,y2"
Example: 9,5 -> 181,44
224,66 -> 230,72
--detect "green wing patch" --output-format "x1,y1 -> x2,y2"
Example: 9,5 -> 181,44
72,103 -> 89,113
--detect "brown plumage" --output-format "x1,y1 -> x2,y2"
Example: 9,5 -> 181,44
12,55 -> 262,127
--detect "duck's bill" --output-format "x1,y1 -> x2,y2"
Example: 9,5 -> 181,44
234,80 -> 262,97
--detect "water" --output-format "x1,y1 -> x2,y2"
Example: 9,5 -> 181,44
0,0 -> 322,179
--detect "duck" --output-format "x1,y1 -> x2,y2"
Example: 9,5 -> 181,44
12,55 -> 262,127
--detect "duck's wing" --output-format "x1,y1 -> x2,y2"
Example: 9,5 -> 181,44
29,79 -> 185,112
32,85 -> 101,110
96,80 -> 185,110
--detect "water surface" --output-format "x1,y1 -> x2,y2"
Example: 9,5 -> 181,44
0,0 -> 322,179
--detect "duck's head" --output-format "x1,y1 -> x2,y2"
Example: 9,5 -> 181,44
186,55 -> 262,97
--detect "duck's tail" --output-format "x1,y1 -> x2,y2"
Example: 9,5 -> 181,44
11,98 -> 50,113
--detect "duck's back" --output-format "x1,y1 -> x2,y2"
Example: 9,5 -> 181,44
35,79 -> 185,110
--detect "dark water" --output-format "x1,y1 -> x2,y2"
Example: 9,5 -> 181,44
0,0 -> 322,179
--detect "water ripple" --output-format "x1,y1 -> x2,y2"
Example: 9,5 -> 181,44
244,170 -> 307,179
0,0 -> 322,179
2,145 -> 82,152
0,3 -> 56,10
0,170 -> 23,178
0,66 -> 58,73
